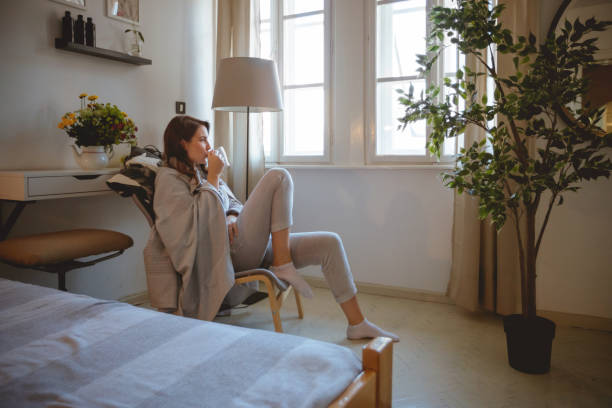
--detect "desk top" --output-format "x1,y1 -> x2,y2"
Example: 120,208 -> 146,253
0,168 -> 120,177
0,168 -> 120,201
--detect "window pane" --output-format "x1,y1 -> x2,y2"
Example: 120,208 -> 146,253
260,21 -> 272,60
443,41 -> 458,75
284,14 -> 324,85
377,0 -> 426,78
377,79 -> 426,155
260,0 -> 271,20
257,0 -> 273,60
284,0 -> 323,15
283,86 -> 324,155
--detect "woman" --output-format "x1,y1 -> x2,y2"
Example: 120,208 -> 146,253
154,115 -> 399,342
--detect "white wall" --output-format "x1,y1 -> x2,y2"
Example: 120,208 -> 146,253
535,0 -> 612,319
0,0 -> 214,300
291,167 -> 454,293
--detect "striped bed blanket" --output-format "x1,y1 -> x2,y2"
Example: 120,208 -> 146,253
0,278 -> 360,407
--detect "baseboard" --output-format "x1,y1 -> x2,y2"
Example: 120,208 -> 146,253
537,309 -> 612,332
119,291 -> 149,306
118,284 -> 612,332
302,276 -> 453,305
303,276 -> 612,332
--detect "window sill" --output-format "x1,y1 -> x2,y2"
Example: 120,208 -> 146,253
265,163 -> 455,170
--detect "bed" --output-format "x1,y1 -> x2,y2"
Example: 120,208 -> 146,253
0,278 -> 392,407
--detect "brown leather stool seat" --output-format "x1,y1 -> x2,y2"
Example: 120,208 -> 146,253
0,229 -> 133,291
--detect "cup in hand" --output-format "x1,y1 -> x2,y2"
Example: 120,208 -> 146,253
215,146 -> 230,167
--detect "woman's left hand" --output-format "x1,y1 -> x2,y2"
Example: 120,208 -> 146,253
226,215 -> 238,244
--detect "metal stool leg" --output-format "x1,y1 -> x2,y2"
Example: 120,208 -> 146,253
58,270 -> 67,291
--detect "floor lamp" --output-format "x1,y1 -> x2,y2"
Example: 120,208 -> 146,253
212,57 -> 283,199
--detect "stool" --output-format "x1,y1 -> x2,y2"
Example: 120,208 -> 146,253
0,229 -> 133,291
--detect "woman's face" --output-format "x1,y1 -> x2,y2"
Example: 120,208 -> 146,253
181,125 -> 211,165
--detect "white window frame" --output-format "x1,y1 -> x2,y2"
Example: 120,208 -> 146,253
262,0 -> 332,164
365,0 -> 459,165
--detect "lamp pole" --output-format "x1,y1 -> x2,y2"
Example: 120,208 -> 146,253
246,105 -> 250,200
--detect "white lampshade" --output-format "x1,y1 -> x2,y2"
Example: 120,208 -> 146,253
212,57 -> 283,113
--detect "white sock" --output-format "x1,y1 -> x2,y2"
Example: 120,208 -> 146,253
270,262 -> 313,299
347,318 -> 399,342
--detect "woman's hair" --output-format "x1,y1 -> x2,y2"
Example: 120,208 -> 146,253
162,115 -> 210,176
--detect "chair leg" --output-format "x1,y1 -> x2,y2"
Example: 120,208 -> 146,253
262,277 -> 283,333
294,290 -> 304,319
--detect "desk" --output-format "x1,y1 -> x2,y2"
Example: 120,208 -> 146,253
0,169 -> 119,240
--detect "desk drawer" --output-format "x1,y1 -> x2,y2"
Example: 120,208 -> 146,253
28,174 -> 113,197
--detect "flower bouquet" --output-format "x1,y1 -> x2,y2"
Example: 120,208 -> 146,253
59,93 -> 138,169
58,93 -> 138,148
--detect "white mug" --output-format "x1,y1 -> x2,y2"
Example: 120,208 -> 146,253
215,146 -> 230,167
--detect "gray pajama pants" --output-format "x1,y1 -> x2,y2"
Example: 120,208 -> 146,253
230,168 -> 357,304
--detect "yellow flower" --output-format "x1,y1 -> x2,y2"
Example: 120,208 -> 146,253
88,95 -> 98,101
79,93 -> 88,98
121,112 -> 127,117
69,112 -> 76,119
58,122 -> 65,129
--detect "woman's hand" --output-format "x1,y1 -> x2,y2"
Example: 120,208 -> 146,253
226,215 -> 238,244
207,149 -> 225,188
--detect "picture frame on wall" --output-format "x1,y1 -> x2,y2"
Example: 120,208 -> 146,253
50,0 -> 86,10
106,0 -> 140,25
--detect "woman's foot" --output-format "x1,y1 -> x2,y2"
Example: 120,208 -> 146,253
347,318 -> 399,342
270,262 -> 314,299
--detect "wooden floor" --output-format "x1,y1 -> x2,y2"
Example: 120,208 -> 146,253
139,287 -> 612,407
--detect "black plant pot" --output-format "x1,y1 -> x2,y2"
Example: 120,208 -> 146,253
503,314 -> 556,374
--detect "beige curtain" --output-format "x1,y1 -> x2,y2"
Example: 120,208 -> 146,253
214,0 -> 265,201
447,0 -> 539,315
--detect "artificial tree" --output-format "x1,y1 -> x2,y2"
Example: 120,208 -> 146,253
398,0 -> 611,319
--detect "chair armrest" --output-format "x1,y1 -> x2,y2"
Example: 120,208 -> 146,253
234,268 -> 288,291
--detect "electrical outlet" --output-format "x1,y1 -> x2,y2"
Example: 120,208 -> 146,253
175,101 -> 186,114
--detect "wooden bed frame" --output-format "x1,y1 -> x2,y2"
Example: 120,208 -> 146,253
330,337 -> 393,408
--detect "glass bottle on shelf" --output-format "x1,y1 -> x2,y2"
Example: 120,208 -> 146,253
74,15 -> 85,44
85,17 -> 96,47
62,11 -> 73,42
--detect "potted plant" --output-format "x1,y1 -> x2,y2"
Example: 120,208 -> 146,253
398,0 -> 611,373
58,93 -> 138,170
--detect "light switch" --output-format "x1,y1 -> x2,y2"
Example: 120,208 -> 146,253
175,101 -> 186,114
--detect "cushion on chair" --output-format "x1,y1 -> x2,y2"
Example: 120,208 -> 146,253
0,229 -> 133,266
106,145 -> 162,220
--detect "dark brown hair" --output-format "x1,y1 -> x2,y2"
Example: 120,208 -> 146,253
162,115 -> 210,176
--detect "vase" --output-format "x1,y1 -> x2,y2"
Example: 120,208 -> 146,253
124,31 -> 143,57
71,145 -> 110,170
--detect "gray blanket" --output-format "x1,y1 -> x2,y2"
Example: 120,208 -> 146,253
0,278 -> 361,407
145,166 -> 235,320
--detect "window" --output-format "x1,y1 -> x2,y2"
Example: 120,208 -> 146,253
257,0 -> 331,163
255,0 -> 462,166
368,0 -> 463,163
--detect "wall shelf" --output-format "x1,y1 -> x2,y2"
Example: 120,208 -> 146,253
54,39 -> 152,65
